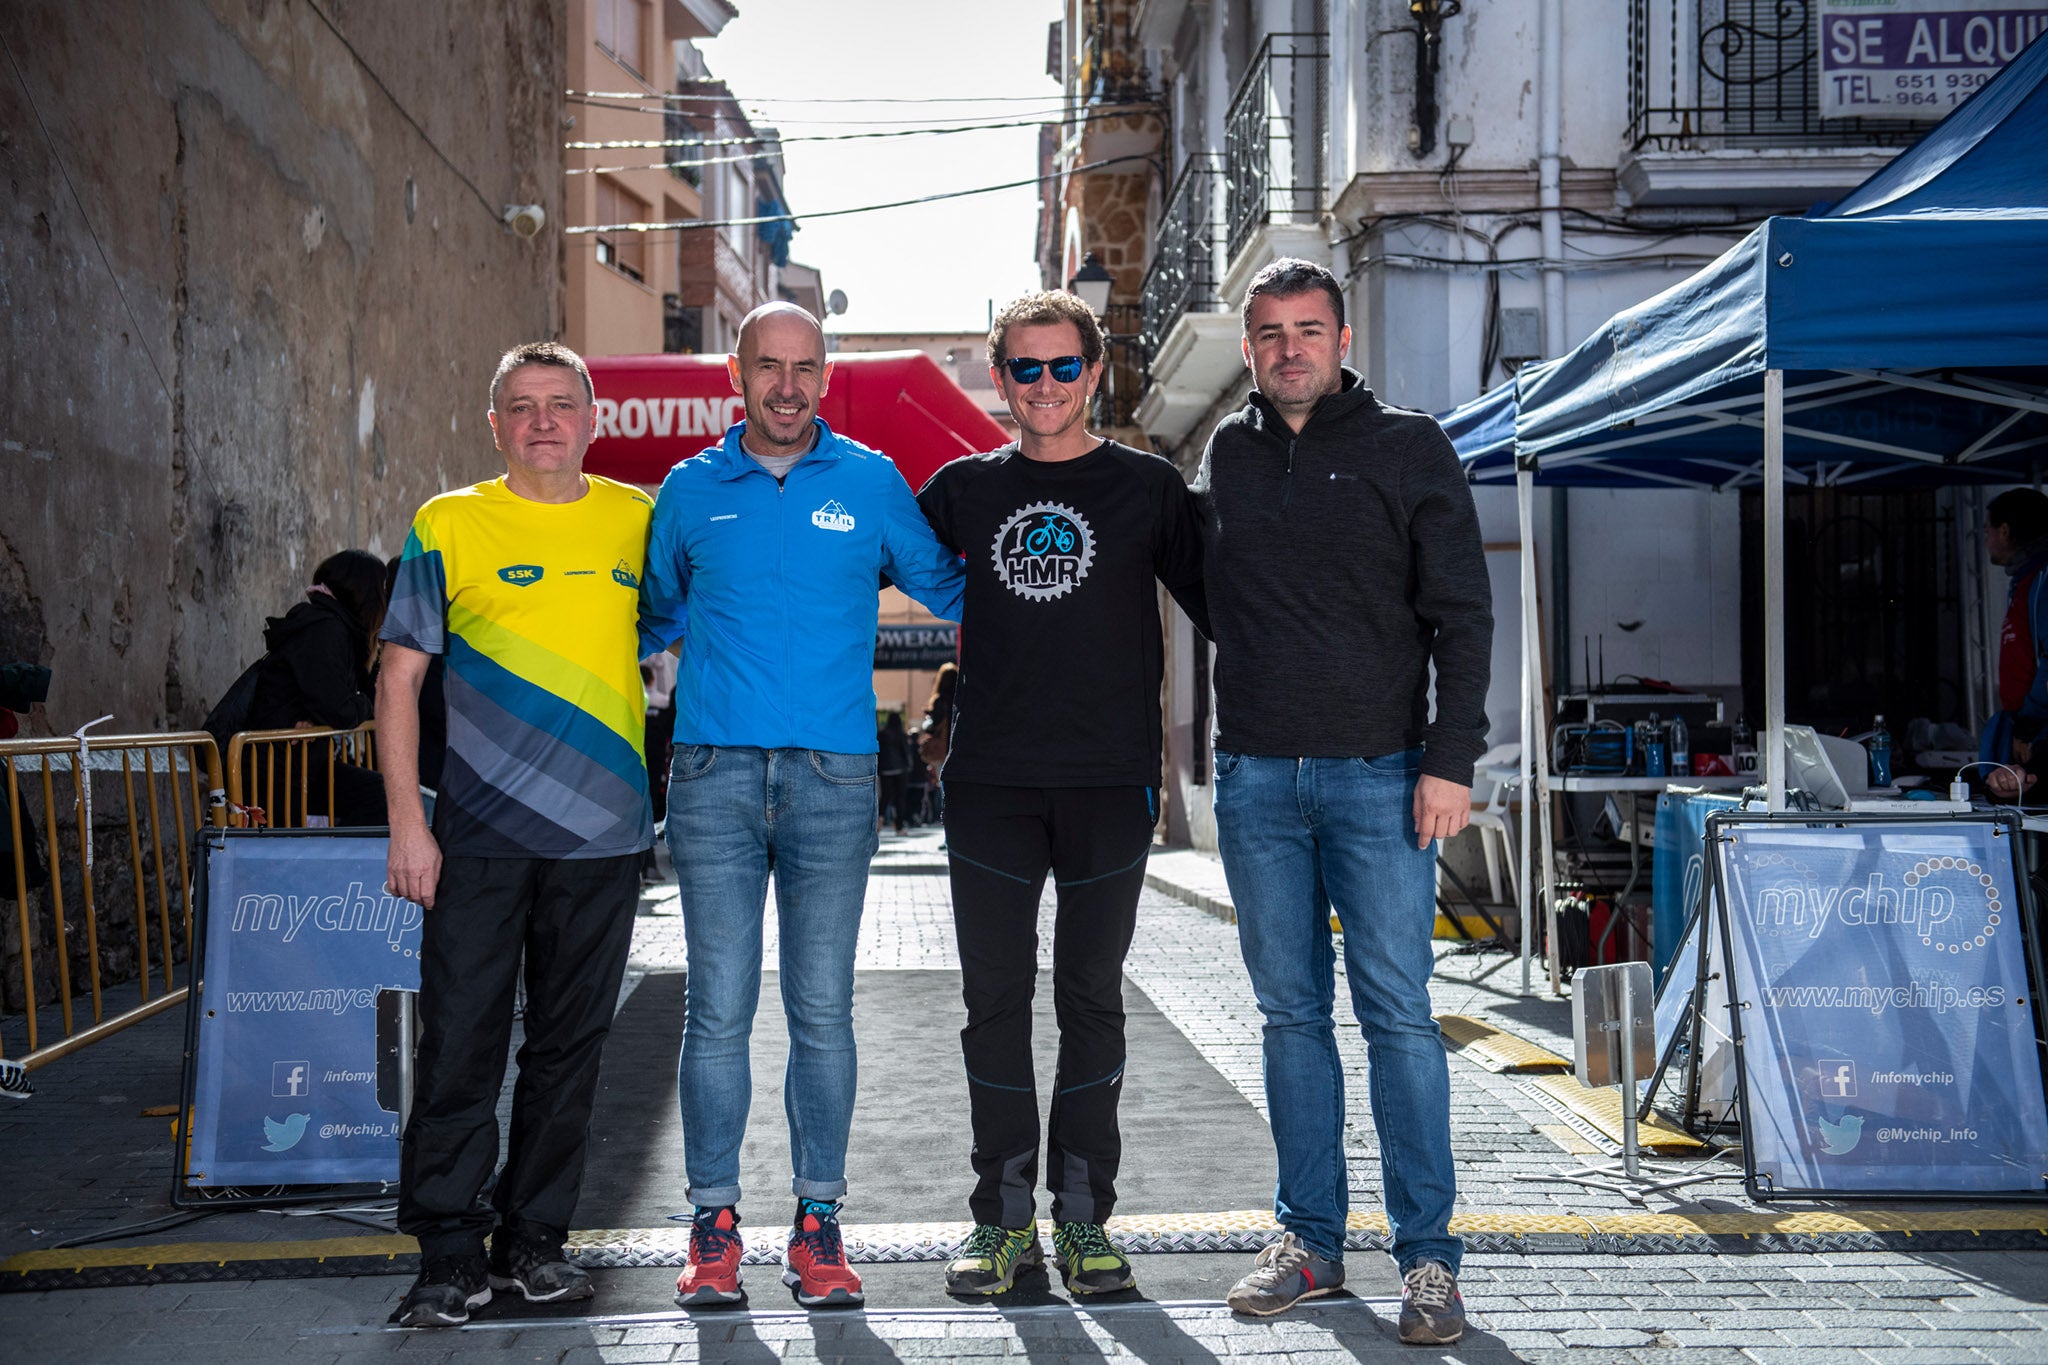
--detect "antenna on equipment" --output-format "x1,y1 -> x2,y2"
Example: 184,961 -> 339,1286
1583,636 -> 1593,696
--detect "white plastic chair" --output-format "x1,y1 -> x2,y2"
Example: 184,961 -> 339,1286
1466,742 -> 1522,907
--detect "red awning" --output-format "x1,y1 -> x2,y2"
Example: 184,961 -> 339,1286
582,350 -> 1010,492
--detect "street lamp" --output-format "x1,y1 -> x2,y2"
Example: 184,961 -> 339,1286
1067,253 -> 1113,316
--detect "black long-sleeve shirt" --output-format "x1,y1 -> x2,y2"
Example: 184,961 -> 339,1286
918,439 -> 1206,788
1192,371 -> 1492,786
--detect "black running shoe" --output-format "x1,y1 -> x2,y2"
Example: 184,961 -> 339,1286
392,1253 -> 491,1327
488,1232 -> 593,1303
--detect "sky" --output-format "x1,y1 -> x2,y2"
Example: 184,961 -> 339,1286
699,0 -> 1066,337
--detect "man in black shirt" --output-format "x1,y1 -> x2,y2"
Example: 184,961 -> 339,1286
1197,260 -> 1489,1343
918,290 -> 1205,1299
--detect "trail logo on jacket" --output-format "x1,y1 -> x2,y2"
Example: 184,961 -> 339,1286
992,502 -> 1094,601
812,500 -> 856,532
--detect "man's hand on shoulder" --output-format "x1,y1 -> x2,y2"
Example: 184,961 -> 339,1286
1413,774 -> 1471,850
387,824 -> 442,910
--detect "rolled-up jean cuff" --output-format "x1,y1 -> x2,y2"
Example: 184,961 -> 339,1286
793,1176 -> 849,1201
686,1182 -> 743,1210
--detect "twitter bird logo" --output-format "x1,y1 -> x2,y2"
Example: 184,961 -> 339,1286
1817,1113 -> 1863,1156
262,1113 -> 311,1152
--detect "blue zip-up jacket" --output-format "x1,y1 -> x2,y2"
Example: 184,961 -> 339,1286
638,419 -> 965,754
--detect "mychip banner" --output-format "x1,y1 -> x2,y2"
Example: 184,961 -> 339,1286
1710,814 -> 2048,1198
1651,790 -> 1742,986
183,830 -> 420,1189
1818,1 -> 2048,119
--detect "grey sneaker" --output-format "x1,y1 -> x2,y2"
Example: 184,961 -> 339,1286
1398,1259 -> 1465,1344
391,1253 -> 491,1327
488,1233 -> 594,1303
1225,1232 -> 1345,1316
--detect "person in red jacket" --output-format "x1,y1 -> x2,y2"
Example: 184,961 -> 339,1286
1982,488 -> 2048,800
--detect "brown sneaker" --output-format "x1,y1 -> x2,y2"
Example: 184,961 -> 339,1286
1224,1232 -> 1345,1316
1397,1259 -> 1465,1344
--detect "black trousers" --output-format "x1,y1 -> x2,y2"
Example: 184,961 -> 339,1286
943,781 -> 1156,1227
398,853 -> 640,1258
878,771 -> 910,829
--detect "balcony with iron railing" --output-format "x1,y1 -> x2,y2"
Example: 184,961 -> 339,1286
1133,152 -> 1243,447
1079,0 -> 1154,105
664,109 -> 705,187
1224,32 -> 1329,260
1138,153 -> 1224,367
1627,0 -> 1923,149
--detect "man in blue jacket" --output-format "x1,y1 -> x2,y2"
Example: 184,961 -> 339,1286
639,302 -> 964,1310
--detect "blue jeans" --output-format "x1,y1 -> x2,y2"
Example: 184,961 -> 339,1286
1213,749 -> 1460,1274
666,745 -> 879,1207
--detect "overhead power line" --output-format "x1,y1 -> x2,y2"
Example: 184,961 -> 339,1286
564,106 -> 1154,151
568,88 -> 1122,105
564,155 -> 1156,236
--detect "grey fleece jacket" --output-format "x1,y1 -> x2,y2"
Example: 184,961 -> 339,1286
1191,369 -> 1493,786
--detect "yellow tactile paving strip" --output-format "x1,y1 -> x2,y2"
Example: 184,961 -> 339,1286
1526,1073 -> 1709,1151
1436,1014 -> 1573,1072
2,1234 -> 414,1272
13,1206 -> 2048,1276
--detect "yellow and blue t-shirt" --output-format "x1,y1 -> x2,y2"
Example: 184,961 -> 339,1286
381,475 -> 655,859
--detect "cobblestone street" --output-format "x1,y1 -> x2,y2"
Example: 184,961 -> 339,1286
4,830 -> 2048,1362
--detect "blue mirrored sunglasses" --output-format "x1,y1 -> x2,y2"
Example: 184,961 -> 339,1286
1002,354 -> 1086,384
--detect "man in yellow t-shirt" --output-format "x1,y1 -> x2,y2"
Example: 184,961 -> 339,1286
378,342 -> 652,1327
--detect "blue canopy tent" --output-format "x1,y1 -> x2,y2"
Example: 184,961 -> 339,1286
1444,34 -> 2048,990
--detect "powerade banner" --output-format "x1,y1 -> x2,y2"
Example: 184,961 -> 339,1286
1712,816 -> 2048,1197
186,831 -> 420,1186
1818,1 -> 2048,119
874,622 -> 958,670
1651,790 -> 1742,985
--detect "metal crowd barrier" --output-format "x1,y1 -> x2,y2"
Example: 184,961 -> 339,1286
1,730 -> 226,1069
223,722 -> 378,828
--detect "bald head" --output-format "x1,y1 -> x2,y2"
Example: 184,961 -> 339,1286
729,302 -> 833,460
736,302 -> 826,367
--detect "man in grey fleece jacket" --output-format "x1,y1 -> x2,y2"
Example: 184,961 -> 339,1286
1195,259 -> 1490,1344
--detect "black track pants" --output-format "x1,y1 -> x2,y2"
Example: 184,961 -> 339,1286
399,853 -> 640,1258
943,781 -> 1156,1227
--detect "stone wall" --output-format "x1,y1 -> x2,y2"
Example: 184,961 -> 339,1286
0,0 -> 565,736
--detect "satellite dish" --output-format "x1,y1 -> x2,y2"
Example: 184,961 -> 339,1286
826,288 -> 849,317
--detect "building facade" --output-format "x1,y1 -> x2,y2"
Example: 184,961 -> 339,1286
1045,0 -> 1942,848
565,0 -> 823,361
0,0 -> 566,734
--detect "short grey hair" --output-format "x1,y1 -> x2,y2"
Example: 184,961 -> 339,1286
489,341 -> 594,410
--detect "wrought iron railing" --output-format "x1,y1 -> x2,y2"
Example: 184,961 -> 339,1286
1225,33 -> 1329,259
1627,0 -> 1922,149
1091,303 -> 1144,431
1139,153 -> 1225,368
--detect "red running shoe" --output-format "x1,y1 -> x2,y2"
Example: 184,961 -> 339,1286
782,1199 -> 864,1307
675,1206 -> 745,1306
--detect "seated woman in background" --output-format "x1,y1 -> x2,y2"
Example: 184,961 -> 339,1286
246,549 -> 389,827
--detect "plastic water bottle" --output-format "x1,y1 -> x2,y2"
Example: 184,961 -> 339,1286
1668,714 -> 1690,777
1643,712 -> 1667,778
1867,715 -> 1893,788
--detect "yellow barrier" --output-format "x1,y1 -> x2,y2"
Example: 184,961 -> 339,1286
2,731 -> 226,1069
223,722 -> 378,829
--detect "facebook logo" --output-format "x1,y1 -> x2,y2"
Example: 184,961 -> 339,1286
273,1061 -> 310,1098
1818,1058 -> 1857,1100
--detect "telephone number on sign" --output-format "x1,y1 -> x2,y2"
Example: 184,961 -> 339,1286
1880,72 -> 1993,90
1864,89 -> 1993,106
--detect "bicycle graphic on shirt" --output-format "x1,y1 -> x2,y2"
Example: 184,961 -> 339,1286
1023,513 -> 1077,557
